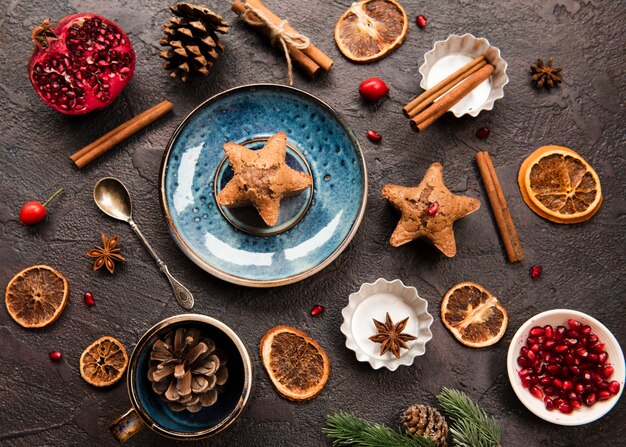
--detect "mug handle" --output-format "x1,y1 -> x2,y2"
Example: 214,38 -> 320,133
110,408 -> 145,442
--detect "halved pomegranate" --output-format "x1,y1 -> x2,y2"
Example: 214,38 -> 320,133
28,13 -> 135,115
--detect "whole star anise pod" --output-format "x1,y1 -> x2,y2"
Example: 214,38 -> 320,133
369,312 -> 418,359
87,233 -> 125,274
531,58 -> 563,89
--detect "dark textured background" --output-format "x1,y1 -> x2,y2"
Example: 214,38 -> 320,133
0,0 -> 624,446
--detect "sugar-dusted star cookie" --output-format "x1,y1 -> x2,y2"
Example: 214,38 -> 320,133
216,132 -> 313,227
382,162 -> 480,257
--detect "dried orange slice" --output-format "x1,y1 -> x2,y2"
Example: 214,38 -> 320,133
335,0 -> 408,63
80,336 -> 128,387
441,282 -> 508,348
518,145 -> 602,224
5,265 -> 68,328
260,326 -> 330,401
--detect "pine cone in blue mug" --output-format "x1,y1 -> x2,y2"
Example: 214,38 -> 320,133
148,327 -> 228,412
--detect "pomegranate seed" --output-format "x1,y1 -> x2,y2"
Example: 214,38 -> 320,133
544,339 -> 556,349
598,352 -> 608,363
521,377 -> 531,388
550,355 -> 563,365
530,374 -> 540,385
564,354 -> 575,365
426,202 -> 439,216
526,350 -> 536,361
584,393 -> 597,406
568,319 -> 582,330
562,380 -> 573,391
475,127 -> 490,139
84,291 -> 95,306
582,372 -> 592,383
565,338 -> 578,346
518,368 -> 532,378
543,352 -> 552,362
575,347 -> 588,358
598,390 -> 611,401
526,336 -> 539,346
588,334 -> 599,344
517,356 -> 530,367
544,386 -> 556,396
544,325 -> 554,339
520,346 -> 529,357
529,265 -> 542,279
529,326 -> 544,336
554,398 -> 565,407
566,329 -> 579,338
581,325 -> 592,335
602,365 -> 615,379
546,364 -> 560,376
529,386 -> 543,399
591,373 -> 603,384
310,305 -> 324,316
366,130 -> 382,143
558,402 -> 573,414
49,351 -> 62,361
552,378 -> 564,389
608,381 -> 620,395
569,366 -> 581,376
554,326 -> 566,340
597,380 -> 610,390
571,400 -> 582,410
554,344 -> 568,354
574,383 -> 585,395
415,15 -> 427,28
592,343 -> 606,354
539,376 -> 552,386
530,343 -> 541,353
544,397 -> 554,410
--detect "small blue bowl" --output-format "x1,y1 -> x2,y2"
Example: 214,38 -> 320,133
111,314 -> 253,441
160,84 -> 367,287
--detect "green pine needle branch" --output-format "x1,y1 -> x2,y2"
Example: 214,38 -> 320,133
323,412 -> 435,447
437,388 -> 502,447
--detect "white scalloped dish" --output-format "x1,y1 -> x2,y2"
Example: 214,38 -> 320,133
341,278 -> 433,371
419,33 -> 508,117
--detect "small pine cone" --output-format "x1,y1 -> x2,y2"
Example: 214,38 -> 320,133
401,404 -> 448,447
160,3 -> 229,82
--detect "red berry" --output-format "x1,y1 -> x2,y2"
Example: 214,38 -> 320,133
84,292 -> 95,306
310,305 -> 324,316
358,77 -> 389,102
366,130 -> 382,143
19,188 -> 63,225
475,127 -> 490,139
49,351 -> 62,361
529,265 -> 542,279
426,202 -> 439,216
415,15 -> 427,28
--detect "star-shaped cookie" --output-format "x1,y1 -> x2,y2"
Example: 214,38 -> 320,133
215,132 -> 313,227
382,162 -> 480,257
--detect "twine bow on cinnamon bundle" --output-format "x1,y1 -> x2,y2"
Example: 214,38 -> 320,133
232,0 -> 333,85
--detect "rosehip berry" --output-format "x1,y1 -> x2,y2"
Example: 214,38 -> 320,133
19,188 -> 64,225
358,77 -> 389,102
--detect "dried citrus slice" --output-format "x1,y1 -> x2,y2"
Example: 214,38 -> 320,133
441,282 -> 508,348
260,326 -> 330,401
80,336 -> 128,387
5,265 -> 68,328
334,0 -> 408,63
518,145 -> 602,224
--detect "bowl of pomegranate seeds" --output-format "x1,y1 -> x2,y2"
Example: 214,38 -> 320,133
507,309 -> 624,425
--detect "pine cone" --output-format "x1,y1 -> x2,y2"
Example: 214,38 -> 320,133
160,3 -> 229,81
148,327 -> 228,413
401,404 -> 448,447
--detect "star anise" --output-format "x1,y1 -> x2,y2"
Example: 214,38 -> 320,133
87,233 -> 125,274
531,58 -> 563,89
369,312 -> 418,359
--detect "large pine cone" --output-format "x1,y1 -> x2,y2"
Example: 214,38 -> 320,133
148,327 -> 228,412
401,404 -> 448,447
160,3 -> 228,81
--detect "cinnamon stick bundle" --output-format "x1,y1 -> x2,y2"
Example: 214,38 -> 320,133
231,0 -> 333,78
70,100 -> 173,169
476,151 -> 524,263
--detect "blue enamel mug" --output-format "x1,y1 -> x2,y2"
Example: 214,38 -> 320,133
110,314 -> 253,442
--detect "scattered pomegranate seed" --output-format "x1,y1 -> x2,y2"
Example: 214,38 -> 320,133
366,130 -> 382,143
529,265 -> 542,279
310,305 -> 325,316
415,15 -> 427,28
84,291 -> 95,306
427,202 -> 439,216
475,127 -> 490,139
49,351 -> 62,361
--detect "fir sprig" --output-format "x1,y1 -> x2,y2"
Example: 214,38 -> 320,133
437,388 -> 502,447
323,412 -> 435,447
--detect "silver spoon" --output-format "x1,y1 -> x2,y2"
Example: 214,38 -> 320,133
93,177 -> 194,310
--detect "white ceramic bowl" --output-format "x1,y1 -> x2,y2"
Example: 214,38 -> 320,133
418,33 -> 508,117
341,278 -> 433,371
507,309 -> 624,425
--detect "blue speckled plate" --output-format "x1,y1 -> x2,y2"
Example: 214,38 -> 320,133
160,84 -> 367,287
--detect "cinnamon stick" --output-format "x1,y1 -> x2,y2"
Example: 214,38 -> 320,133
476,151 -> 524,263
410,64 -> 494,133
403,55 -> 486,118
71,100 -> 173,169
231,0 -> 328,78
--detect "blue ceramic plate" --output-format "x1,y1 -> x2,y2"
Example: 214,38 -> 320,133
160,84 -> 367,287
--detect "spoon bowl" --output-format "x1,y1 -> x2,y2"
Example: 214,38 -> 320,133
94,177 -> 133,222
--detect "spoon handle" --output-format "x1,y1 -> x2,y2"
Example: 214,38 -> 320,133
128,220 -> 194,310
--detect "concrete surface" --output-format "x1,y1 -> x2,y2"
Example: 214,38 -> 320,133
0,0 -> 624,446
